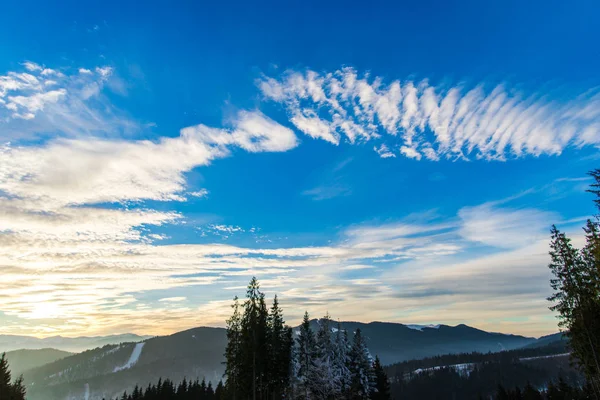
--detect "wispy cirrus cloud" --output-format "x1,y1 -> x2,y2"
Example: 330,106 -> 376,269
259,67 -> 600,161
302,184 -> 352,201
0,62 -> 140,140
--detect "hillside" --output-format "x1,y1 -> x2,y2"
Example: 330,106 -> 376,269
307,320 -> 536,365
18,321 -> 544,400
22,327 -> 226,400
384,342 -> 578,399
521,332 -> 567,349
3,348 -> 73,377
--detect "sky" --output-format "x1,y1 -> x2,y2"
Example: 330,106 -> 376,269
1,0 -> 600,338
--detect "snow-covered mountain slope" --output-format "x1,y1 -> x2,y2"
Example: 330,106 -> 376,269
113,342 -> 145,372
22,327 -> 226,400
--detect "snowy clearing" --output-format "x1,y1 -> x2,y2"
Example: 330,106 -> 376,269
113,342 -> 145,372
519,353 -> 570,362
413,363 -> 475,376
406,324 -> 441,331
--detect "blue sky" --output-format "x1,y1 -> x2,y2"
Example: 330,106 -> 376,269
1,0 -> 599,337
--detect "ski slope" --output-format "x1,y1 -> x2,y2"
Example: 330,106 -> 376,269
113,342 -> 145,372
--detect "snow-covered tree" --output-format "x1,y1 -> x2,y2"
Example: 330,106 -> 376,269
296,312 -> 317,399
333,322 -> 352,397
371,356 -> 391,400
312,314 -> 340,398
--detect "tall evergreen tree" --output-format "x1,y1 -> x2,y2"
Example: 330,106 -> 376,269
0,353 -> 11,399
0,353 -> 26,400
215,380 -> 225,400
296,311 -> 317,399
370,356 -> 390,400
522,382 -> 542,400
239,277 -> 270,400
224,296 -> 242,399
547,169 -> 600,398
313,313 -> 340,398
333,322 -> 352,397
349,328 -> 375,399
267,295 -> 293,399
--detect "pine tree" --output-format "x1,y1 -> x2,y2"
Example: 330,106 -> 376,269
223,278 -> 294,400
237,277 -> 271,399
215,380 -> 225,399
267,295 -> 293,398
370,356 -> 390,400
495,384 -> 510,400
547,170 -> 600,398
0,353 -> 26,400
522,382 -> 542,400
0,353 -> 11,399
333,323 -> 352,397
349,329 -> 375,399
131,385 -> 141,400
224,296 -> 242,399
312,313 -> 340,398
296,311 -> 317,399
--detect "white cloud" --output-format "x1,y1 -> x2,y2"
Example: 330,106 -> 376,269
303,184 -> 352,200
290,110 -> 339,144
22,62 -> 42,72
181,110 -> 298,153
188,189 -> 209,198
0,62 -> 135,140
458,204 -> 556,248
7,88 -> 66,114
210,224 -> 244,234
374,143 -> 395,158
400,146 -> 422,160
0,110 -> 296,208
259,68 -> 600,161
158,297 -> 187,303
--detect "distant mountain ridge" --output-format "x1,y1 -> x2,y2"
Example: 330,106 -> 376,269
4,348 -> 73,377
304,320 -> 537,365
11,321 -> 558,400
0,333 -> 152,353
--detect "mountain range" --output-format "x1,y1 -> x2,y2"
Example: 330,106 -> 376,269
0,333 -> 151,353
3,322 -> 564,400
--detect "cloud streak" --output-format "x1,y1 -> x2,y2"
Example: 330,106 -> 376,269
0,62 -> 139,141
259,68 -> 600,160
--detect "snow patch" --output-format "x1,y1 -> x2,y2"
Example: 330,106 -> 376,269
113,342 -> 145,372
406,324 -> 440,331
413,362 -> 474,377
519,353 -> 570,362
